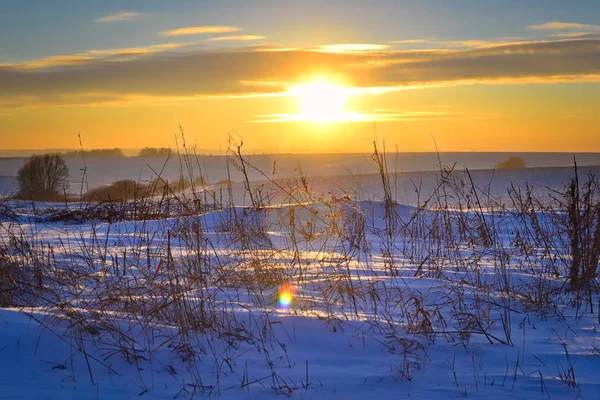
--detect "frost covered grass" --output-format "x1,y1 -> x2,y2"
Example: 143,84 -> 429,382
0,142 -> 599,399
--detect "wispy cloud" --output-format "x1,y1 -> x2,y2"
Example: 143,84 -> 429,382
526,21 -> 600,41
438,40 -> 498,48
252,110 -> 499,123
318,44 -> 390,53
390,39 -> 430,45
206,35 -> 265,42
528,21 -> 600,32
390,38 -> 524,49
96,12 -> 141,23
86,43 -> 193,57
162,26 -> 241,37
10,43 -> 195,69
14,55 -> 96,69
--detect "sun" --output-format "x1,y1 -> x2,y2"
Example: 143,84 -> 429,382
289,80 -> 353,123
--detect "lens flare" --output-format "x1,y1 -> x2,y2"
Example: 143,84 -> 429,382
278,284 -> 295,309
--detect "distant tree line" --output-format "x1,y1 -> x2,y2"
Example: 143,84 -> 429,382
138,147 -> 173,157
56,147 -> 176,158
61,148 -> 125,158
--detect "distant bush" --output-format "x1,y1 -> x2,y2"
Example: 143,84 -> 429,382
138,147 -> 173,157
16,154 -> 69,200
216,179 -> 235,185
82,175 -> 205,202
194,176 -> 208,186
496,156 -> 526,169
62,148 -> 125,158
83,180 -> 142,202
163,176 -> 208,191
169,177 -> 190,192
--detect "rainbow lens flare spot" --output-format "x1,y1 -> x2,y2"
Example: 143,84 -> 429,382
278,285 -> 294,308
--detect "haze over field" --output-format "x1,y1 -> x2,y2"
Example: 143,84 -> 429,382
1,152 -> 599,205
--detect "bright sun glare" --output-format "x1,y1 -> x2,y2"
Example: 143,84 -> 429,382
289,81 -> 357,123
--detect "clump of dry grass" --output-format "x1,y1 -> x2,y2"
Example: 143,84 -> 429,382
0,237 -> 46,307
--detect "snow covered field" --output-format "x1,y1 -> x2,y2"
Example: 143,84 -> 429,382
1,155 -> 599,399
1,152 -> 599,197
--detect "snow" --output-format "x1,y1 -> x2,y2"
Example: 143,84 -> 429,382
1,171 -> 600,399
1,305 -> 596,399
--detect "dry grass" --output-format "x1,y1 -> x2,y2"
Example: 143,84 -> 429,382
0,135 -> 598,396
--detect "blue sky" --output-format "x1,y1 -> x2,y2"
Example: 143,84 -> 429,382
2,0 -> 600,63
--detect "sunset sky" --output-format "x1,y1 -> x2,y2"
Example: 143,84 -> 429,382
1,0 -> 599,153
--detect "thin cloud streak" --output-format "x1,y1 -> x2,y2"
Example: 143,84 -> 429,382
318,44 -> 390,52
390,38 -> 529,49
390,39 -> 430,45
207,35 -> 265,42
96,12 -> 141,23
528,21 -> 600,31
86,43 -> 194,57
8,43 -> 197,69
252,110 -> 500,123
162,26 -> 241,37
